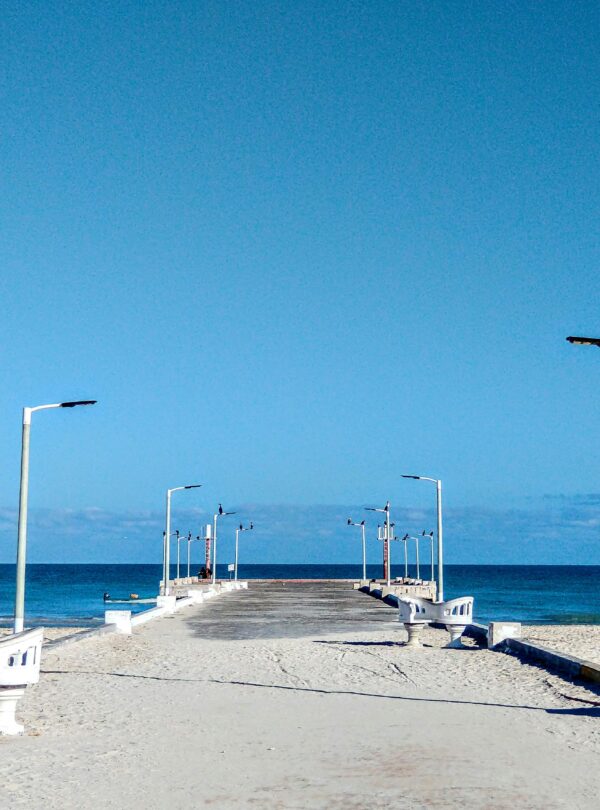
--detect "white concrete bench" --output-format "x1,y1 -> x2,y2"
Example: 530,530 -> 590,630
0,627 -> 44,735
397,596 -> 474,648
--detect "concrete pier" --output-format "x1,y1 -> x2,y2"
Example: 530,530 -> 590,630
1,580 -> 598,809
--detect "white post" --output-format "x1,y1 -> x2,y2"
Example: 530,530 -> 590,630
415,536 -> 420,579
187,533 -> 192,578
361,523 -> 366,580
164,490 -> 172,596
14,408 -> 31,634
176,530 -> 181,580
437,480 -> 444,602
212,513 -> 218,584
429,534 -> 434,582
404,538 -> 408,578
385,503 -> 391,587
234,527 -> 240,581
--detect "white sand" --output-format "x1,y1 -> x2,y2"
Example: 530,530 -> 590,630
522,625 -> 600,665
0,594 -> 599,809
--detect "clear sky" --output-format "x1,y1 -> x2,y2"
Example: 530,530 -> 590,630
1,2 -> 599,563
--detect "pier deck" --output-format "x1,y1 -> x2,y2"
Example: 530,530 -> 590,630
187,578 -> 397,639
1,581 -> 598,809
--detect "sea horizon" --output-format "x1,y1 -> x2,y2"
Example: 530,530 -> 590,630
1,563 -> 598,628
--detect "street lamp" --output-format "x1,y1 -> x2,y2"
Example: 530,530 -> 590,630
365,501 -> 391,586
407,536 -> 421,579
401,476 -> 444,601
185,532 -> 194,578
164,485 -> 201,596
400,534 -> 409,578
14,400 -> 97,633
566,336 -> 600,347
347,519 -> 367,580
234,522 -> 254,581
174,531 -> 182,579
212,504 -> 236,584
422,530 -> 435,582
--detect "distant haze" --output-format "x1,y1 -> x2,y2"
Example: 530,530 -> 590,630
0,494 -> 598,565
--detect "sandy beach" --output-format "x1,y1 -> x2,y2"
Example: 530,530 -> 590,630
1,582 -> 599,809
522,625 -> 600,665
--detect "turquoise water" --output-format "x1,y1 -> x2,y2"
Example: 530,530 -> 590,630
0,564 -> 598,627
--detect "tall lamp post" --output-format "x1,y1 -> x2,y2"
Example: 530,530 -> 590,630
422,530 -> 434,582
164,485 -> 201,596
185,532 -> 194,578
14,400 -> 97,633
212,504 -> 236,584
400,534 -> 409,578
401,476 -> 444,601
347,519 -> 367,580
174,530 -> 181,579
365,502 -> 391,586
408,536 -> 421,579
234,522 -> 253,581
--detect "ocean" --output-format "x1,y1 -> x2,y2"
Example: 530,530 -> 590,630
1,563 -> 598,628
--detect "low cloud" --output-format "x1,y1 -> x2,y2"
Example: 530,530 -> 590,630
0,496 -> 598,564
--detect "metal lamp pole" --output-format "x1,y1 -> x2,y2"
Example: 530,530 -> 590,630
401,534 -> 409,578
422,531 -> 434,582
212,504 -> 236,584
14,400 -> 97,633
186,532 -> 193,577
408,536 -> 421,579
164,484 -> 201,596
401,476 -> 444,601
234,522 -> 253,581
365,502 -> 391,586
347,519 -> 367,580
175,530 -> 181,579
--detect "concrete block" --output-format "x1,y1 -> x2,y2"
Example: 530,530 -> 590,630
156,595 -> 177,612
104,610 -> 132,634
488,622 -> 521,649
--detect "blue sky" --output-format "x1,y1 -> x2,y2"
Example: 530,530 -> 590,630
0,2 -> 599,563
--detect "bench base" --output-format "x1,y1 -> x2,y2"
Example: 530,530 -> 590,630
403,622 -> 428,648
445,625 -> 469,648
0,686 -> 26,735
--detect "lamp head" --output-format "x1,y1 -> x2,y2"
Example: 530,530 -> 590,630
60,400 -> 97,408
566,335 -> 600,347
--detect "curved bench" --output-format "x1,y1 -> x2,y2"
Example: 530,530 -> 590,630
0,627 -> 44,735
397,596 -> 474,648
